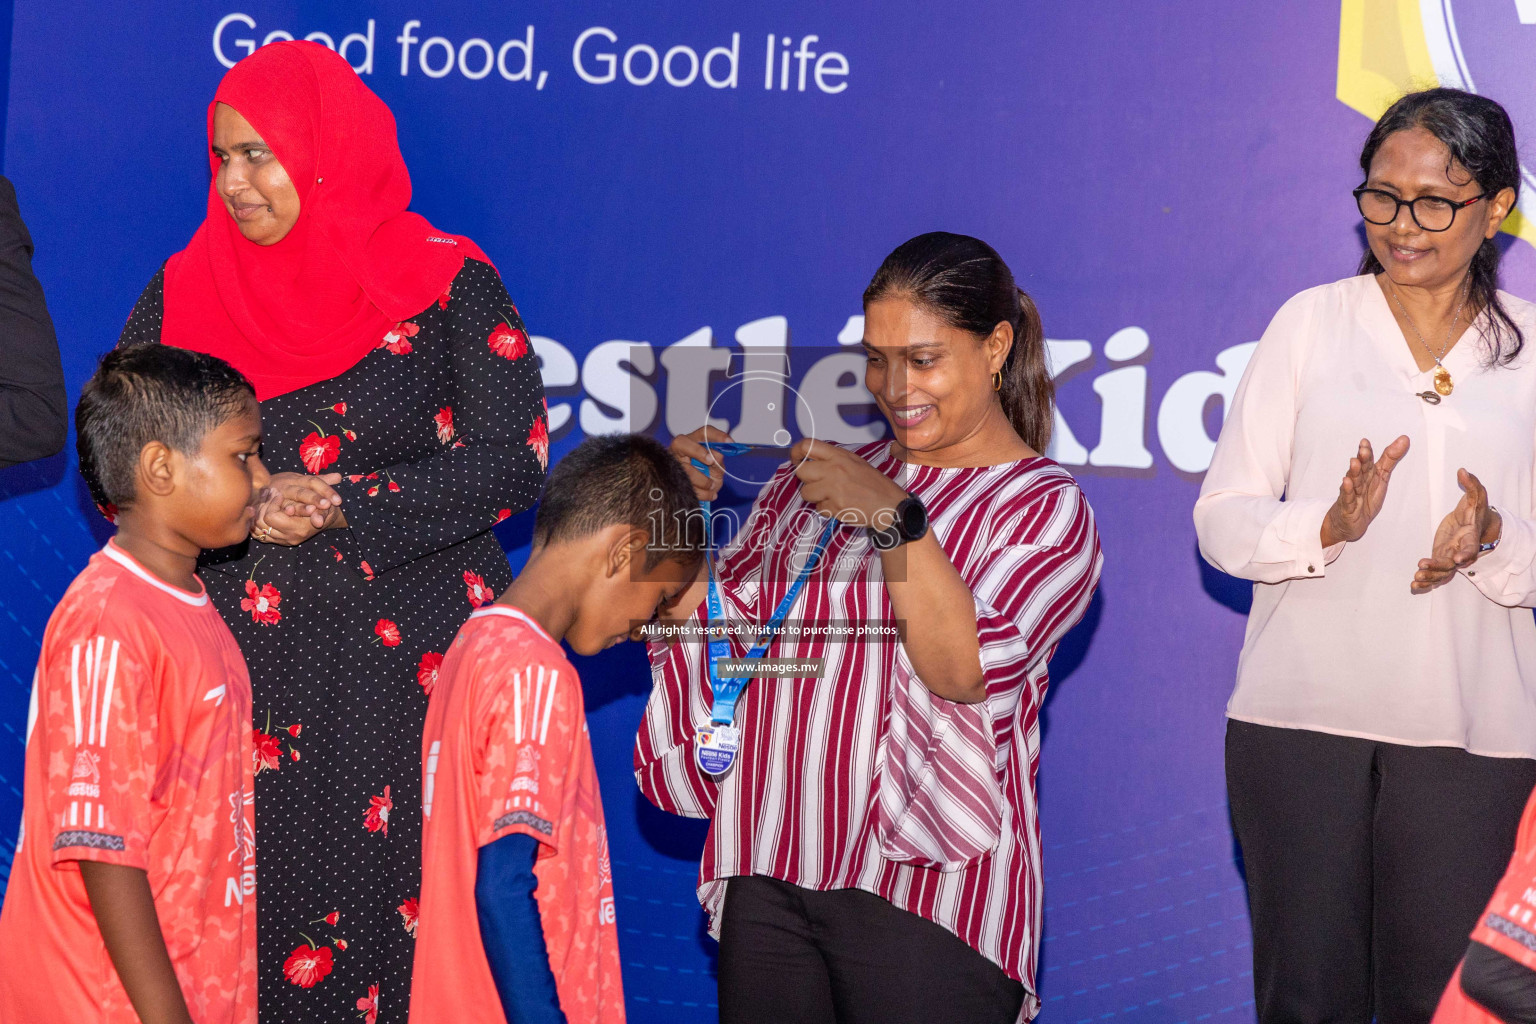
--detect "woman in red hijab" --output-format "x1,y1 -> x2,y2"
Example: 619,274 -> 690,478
115,42 -> 548,1019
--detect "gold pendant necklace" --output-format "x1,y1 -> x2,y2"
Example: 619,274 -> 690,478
1433,365 -> 1454,397
1388,277 -> 1468,399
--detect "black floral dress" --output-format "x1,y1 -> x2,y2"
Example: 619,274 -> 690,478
118,257 -> 547,1021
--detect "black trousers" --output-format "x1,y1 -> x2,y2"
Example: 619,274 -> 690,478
717,875 -> 1025,1024
1226,719 -> 1536,1024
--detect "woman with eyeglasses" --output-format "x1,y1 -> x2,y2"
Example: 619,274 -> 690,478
1194,87 -> 1536,1023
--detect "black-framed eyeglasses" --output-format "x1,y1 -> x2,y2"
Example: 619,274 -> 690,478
1353,186 -> 1488,232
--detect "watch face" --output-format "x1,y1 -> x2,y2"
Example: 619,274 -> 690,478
898,498 -> 926,538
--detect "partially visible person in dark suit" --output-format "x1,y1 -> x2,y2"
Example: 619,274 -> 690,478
0,174 -> 64,469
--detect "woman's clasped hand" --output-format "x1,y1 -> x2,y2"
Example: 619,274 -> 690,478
250,470 -> 345,545
1320,435 -> 1503,593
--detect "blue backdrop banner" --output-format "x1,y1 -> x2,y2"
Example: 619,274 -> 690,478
4,2 -> 1535,1021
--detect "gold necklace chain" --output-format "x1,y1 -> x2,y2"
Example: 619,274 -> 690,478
1387,276 -> 1469,398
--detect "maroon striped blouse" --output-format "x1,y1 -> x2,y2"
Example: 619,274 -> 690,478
635,440 -> 1102,1019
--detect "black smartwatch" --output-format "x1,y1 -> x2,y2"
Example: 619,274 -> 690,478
867,495 -> 928,551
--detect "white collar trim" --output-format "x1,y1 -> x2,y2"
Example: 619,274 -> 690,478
469,604 -> 555,644
102,542 -> 209,607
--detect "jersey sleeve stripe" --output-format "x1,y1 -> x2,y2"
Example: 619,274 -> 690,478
539,670 -> 558,745
70,642 -> 83,747
85,638 -> 99,747
532,665 -> 546,742
512,669 -> 524,743
98,640 -> 120,747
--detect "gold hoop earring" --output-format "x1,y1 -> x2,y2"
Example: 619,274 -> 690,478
992,370 -> 1003,392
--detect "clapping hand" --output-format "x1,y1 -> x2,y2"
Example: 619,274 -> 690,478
1320,436 -> 1410,548
1412,469 -> 1501,594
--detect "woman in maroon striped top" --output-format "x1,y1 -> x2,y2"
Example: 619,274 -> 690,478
637,232 -> 1103,1023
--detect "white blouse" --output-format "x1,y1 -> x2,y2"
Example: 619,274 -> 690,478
1194,274 -> 1536,759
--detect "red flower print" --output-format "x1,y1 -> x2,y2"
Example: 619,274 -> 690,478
343,429 -> 358,442
356,984 -> 380,1024
242,579 -> 282,625
254,710 -> 299,771
254,730 -> 282,774
417,652 -> 444,695
495,508 -> 512,523
378,321 -> 419,355
374,619 -> 401,646
464,571 -> 494,608
364,785 -> 393,835
398,897 -> 420,936
318,402 -> 347,415
332,546 -> 345,562
242,558 -> 281,624
527,416 -> 550,472
488,319 -> 529,361
335,938 -> 349,951
434,406 -> 455,444
300,429 -> 340,474
438,282 -> 452,309
96,502 -> 118,524
388,479 -> 402,493
311,910 -> 340,927
283,940 -> 334,988
367,485 -> 380,497
347,475 -> 365,483
360,560 -> 376,581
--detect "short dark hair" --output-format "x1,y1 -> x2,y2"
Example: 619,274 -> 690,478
1358,88 -> 1524,365
77,345 -> 257,509
533,433 -> 704,572
863,232 -> 1054,451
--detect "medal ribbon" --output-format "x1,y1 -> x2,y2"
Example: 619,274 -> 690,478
690,442 -> 838,728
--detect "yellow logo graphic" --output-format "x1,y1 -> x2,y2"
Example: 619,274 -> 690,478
1337,0 -> 1536,244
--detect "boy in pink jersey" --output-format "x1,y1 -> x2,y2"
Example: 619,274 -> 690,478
0,345 -> 270,1024
1433,785 -> 1536,1022
411,434 -> 705,1024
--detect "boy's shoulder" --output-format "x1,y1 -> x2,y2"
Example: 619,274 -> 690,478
443,606 -> 582,717
451,606 -> 575,677
51,547 -> 145,639
46,545 -> 213,665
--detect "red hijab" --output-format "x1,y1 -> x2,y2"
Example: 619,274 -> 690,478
162,41 -> 488,401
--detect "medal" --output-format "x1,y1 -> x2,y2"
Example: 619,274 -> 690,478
694,724 -> 741,776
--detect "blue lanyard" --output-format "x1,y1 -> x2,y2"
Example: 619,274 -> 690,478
690,443 -> 838,728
